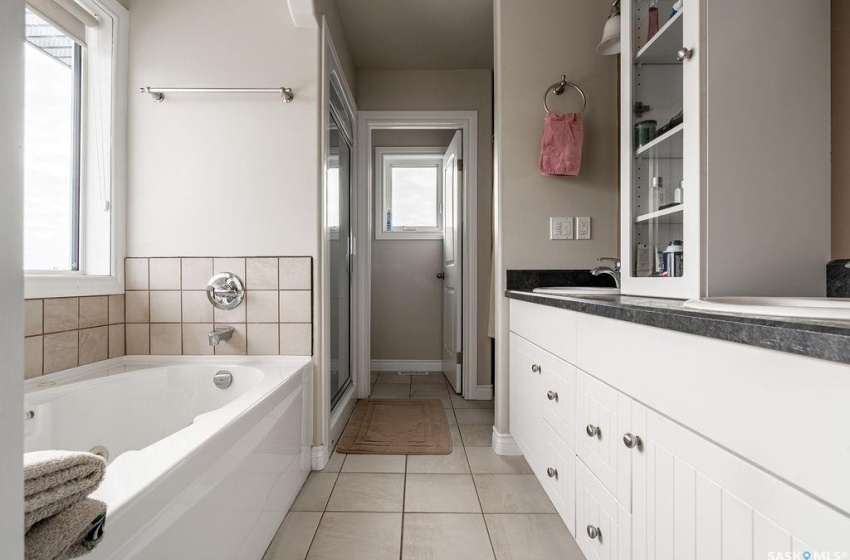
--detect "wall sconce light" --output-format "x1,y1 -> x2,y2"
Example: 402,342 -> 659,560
597,0 -> 621,55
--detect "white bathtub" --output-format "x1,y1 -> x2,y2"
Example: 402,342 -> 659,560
24,356 -> 312,560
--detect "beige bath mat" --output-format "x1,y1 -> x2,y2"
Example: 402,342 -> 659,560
337,399 -> 451,455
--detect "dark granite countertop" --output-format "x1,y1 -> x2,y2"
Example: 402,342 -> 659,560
505,289 -> 850,365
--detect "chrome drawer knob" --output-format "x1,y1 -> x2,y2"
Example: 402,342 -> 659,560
587,525 -> 601,540
531,364 -> 541,373
623,432 -> 643,450
546,467 -> 558,479
546,390 -> 559,402
586,424 -> 601,438
676,47 -> 694,61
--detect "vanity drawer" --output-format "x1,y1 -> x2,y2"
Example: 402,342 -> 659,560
577,370 -> 633,510
576,461 -> 632,560
512,330 -> 577,451
537,422 -> 577,537
510,299 -> 576,364
536,349 -> 577,452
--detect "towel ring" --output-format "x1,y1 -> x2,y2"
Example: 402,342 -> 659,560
543,75 -> 587,114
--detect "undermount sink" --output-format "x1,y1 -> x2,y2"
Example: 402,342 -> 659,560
532,286 -> 620,296
684,297 -> 850,320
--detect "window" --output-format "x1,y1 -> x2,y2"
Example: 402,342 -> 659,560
24,9 -> 82,272
375,148 -> 444,240
23,0 -> 128,298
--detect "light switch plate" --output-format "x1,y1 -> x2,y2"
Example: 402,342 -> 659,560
576,217 -> 591,240
549,217 -> 574,240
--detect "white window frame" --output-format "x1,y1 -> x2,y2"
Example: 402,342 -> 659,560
24,0 -> 128,299
375,147 -> 444,240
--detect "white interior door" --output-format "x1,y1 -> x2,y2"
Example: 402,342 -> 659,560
441,130 -> 463,393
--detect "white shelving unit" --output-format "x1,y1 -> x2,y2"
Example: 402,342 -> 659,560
619,0 -> 831,299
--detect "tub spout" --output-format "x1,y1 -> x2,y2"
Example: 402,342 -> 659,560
208,326 -> 235,347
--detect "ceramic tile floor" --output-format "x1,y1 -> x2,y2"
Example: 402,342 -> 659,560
262,372 -> 585,560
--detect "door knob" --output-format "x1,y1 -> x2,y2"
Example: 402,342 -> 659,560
623,432 -> 643,450
436,272 -> 445,279
587,525 -> 601,540
676,47 -> 694,61
546,467 -> 558,479
531,364 -> 541,373
546,390 -> 559,402
586,424 -> 601,438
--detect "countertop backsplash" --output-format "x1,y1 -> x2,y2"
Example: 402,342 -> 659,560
827,259 -> 850,297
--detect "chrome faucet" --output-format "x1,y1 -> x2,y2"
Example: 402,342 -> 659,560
591,257 -> 621,288
208,326 -> 235,347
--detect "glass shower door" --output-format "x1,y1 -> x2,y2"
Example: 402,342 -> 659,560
328,83 -> 353,408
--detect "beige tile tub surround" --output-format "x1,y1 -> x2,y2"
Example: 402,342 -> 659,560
24,294 -> 126,378
125,257 -> 313,357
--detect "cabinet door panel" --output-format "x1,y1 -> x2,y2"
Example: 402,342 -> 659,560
577,371 -> 632,509
633,404 -> 850,557
509,333 -> 541,467
576,461 -> 631,560
753,513 -> 793,560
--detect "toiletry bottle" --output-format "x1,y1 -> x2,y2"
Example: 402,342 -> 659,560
636,243 -> 651,277
670,0 -> 683,18
651,177 -> 664,212
674,181 -> 683,204
663,240 -> 684,277
655,247 -> 665,276
647,0 -> 660,41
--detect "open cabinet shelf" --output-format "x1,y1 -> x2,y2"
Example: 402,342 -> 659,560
635,123 -> 684,158
635,9 -> 683,64
635,204 -> 684,224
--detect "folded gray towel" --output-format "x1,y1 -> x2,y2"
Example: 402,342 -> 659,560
24,451 -> 106,532
25,498 -> 107,560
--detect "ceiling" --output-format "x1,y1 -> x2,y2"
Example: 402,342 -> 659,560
335,0 -> 494,70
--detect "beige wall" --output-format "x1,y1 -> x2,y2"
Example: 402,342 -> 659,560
126,0 -> 320,258
496,1 -> 619,271
358,69 -> 494,385
315,0 -> 357,94
493,0 -> 619,432
834,0 -> 850,258
370,129 -> 454,361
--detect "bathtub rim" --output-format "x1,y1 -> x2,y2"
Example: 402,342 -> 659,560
25,355 -> 312,395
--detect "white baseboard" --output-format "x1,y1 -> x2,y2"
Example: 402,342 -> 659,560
370,360 -> 443,372
492,428 -> 523,456
311,445 -> 330,471
467,384 -> 494,400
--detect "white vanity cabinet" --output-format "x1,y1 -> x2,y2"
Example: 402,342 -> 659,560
508,299 -> 850,557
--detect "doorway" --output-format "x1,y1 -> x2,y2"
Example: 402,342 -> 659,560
355,112 -> 481,400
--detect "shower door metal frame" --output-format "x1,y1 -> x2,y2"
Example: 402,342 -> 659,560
320,21 -> 359,466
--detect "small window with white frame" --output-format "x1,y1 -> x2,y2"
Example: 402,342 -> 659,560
23,0 -> 128,298
375,147 -> 444,240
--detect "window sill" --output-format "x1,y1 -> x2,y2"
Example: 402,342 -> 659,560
25,274 -> 124,299
375,231 -> 444,241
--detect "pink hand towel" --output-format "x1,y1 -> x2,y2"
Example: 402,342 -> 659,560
540,112 -> 584,177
